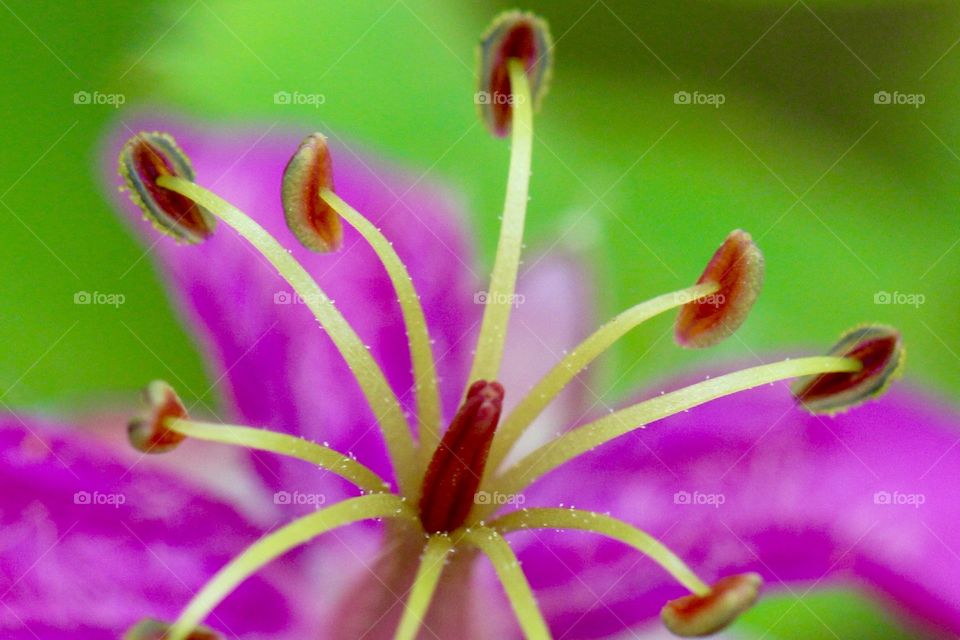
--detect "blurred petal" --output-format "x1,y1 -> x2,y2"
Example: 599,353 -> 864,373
104,118 -> 479,487
514,380 -> 960,638
499,254 -> 595,465
0,415 -> 320,638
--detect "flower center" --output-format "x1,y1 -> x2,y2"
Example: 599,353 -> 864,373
418,380 -> 504,533
115,10 -> 905,640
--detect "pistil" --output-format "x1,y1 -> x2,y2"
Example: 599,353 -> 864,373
419,381 -> 504,533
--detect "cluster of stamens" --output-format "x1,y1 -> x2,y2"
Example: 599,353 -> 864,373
118,10 -> 904,640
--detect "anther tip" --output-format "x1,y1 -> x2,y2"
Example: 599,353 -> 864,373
661,573 -> 762,637
124,618 -> 222,639
128,380 -> 188,454
793,324 -> 904,415
466,379 -> 506,404
118,131 -> 215,243
477,11 -> 553,137
675,229 -> 764,349
281,132 -> 342,253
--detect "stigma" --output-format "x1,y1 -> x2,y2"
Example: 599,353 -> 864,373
419,380 -> 505,533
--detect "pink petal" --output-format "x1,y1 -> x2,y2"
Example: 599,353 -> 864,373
104,117 -> 480,490
0,415 -> 320,638
514,379 -> 960,638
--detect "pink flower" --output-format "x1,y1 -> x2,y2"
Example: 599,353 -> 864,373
2,11 -> 954,640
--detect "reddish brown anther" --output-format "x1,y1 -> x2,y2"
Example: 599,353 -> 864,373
419,380 -> 505,533
793,325 -> 904,415
675,229 -> 764,349
281,133 -> 342,252
661,573 -> 762,637
119,132 -> 215,244
477,11 -> 553,137
125,618 -> 221,640
128,381 -> 189,454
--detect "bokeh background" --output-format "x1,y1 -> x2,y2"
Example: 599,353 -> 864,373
1,1 -> 957,637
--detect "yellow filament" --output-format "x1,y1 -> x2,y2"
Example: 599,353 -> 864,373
321,189 -> 442,475
468,58 -> 534,384
488,356 -> 860,508
166,419 -> 386,494
486,282 -> 720,475
491,508 -> 709,595
463,526 -> 551,639
167,494 -> 415,640
393,534 -> 454,640
157,175 -> 418,496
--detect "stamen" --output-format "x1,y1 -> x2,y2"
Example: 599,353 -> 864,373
490,508 -> 709,596
164,494 -> 415,640
320,188 -> 442,468
488,355 -> 860,506
125,619 -> 221,640
462,526 -> 550,639
393,534 -> 454,640
165,418 -> 387,494
281,133 -> 342,252
675,230 -> 764,349
127,380 -> 189,454
467,58 -> 535,384
154,173 -> 418,496
419,381 -> 504,533
477,11 -> 553,138
119,132 -> 215,243
661,573 -> 763,637
486,282 -> 720,475
793,324 -> 904,415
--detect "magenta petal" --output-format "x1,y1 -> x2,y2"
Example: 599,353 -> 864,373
0,415 -> 322,638
515,380 -> 960,638
104,118 -> 479,489
500,254 -> 595,455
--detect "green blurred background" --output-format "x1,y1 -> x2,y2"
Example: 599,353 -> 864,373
1,1 -> 956,637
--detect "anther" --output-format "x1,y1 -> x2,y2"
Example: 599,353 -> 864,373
281,132 -> 342,252
477,11 -> 553,137
793,324 -> 904,414
119,132 -> 215,243
125,618 -> 222,640
675,229 -> 764,349
661,573 -> 762,637
128,380 -> 189,454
